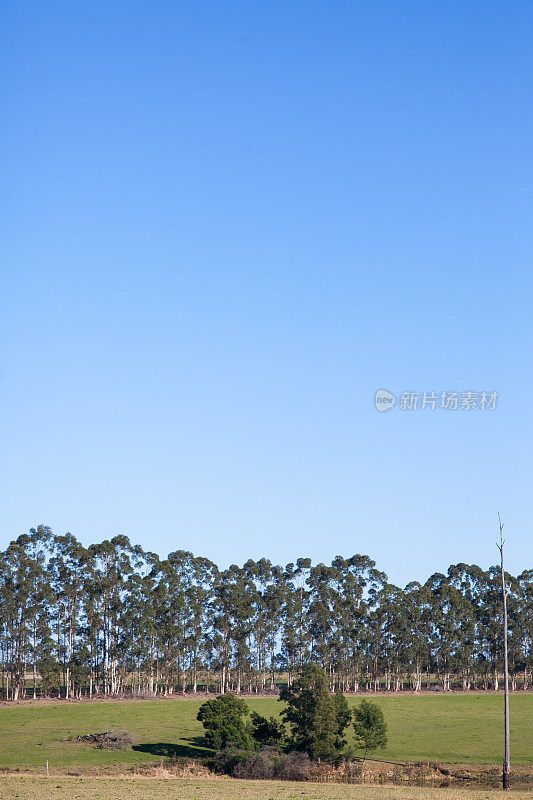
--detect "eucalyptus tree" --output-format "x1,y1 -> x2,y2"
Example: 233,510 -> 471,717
119,548 -> 160,694
331,555 -> 382,691
0,526 -> 531,698
243,558 -> 272,691
516,570 -> 533,689
212,564 -> 254,693
447,563 -> 488,688
502,567 -> 523,691
86,535 -> 138,694
153,551 -> 196,693
0,529 -> 53,699
385,584 -> 413,691
325,558 -> 351,688
367,581 -> 406,692
241,558 -> 287,692
187,555 -> 218,692
49,532 -> 88,698
477,566 -> 506,689
279,564 -> 299,686
263,565 -> 285,689
425,572 -> 476,691
308,563 -> 335,676
403,581 -> 432,691
281,558 -> 312,683
366,570 -> 391,690
229,565 -> 256,693
0,530 -> 57,698
26,528 -> 56,698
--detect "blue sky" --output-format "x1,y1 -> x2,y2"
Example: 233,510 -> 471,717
1,1 -> 532,585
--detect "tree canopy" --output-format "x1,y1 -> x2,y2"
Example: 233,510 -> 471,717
0,527 -> 531,701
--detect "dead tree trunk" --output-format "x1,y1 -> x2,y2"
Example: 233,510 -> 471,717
498,512 -> 510,791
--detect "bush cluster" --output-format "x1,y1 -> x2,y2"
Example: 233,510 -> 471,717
197,663 -> 388,775
213,746 -> 311,780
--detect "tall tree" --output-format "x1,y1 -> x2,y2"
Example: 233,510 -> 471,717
280,663 -> 350,762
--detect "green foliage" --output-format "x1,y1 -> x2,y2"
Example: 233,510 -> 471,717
197,694 -> 254,751
37,656 -> 61,695
352,700 -> 388,757
250,711 -> 285,747
279,664 -> 351,762
1,527 -> 531,703
333,688 -> 352,735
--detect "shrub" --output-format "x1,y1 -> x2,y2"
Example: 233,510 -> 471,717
197,693 -> 254,751
233,749 -> 275,779
211,746 -> 254,776
352,700 -> 388,759
274,750 -> 311,781
249,711 -> 285,747
212,746 -> 311,781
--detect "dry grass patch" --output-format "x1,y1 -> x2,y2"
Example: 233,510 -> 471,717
0,776 -> 532,800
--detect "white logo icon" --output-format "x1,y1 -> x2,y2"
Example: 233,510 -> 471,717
375,389 -> 396,412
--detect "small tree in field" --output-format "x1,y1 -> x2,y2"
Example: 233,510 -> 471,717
280,663 -> 351,762
352,700 -> 387,761
197,693 -> 254,750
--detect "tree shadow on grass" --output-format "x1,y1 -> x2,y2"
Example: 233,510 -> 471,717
133,736 -> 212,759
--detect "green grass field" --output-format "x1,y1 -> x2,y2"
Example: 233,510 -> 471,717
0,694 -> 531,770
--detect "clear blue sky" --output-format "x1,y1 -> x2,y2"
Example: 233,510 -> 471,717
2,1 -> 532,585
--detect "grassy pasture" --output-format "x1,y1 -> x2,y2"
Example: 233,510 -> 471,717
0,775 -> 533,800
0,694 -> 531,770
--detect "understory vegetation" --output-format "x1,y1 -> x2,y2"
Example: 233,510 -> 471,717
1,526 -> 532,700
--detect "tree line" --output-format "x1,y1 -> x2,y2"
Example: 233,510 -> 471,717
0,526 -> 531,700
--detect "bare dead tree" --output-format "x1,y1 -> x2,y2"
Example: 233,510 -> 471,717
497,511 -> 510,791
